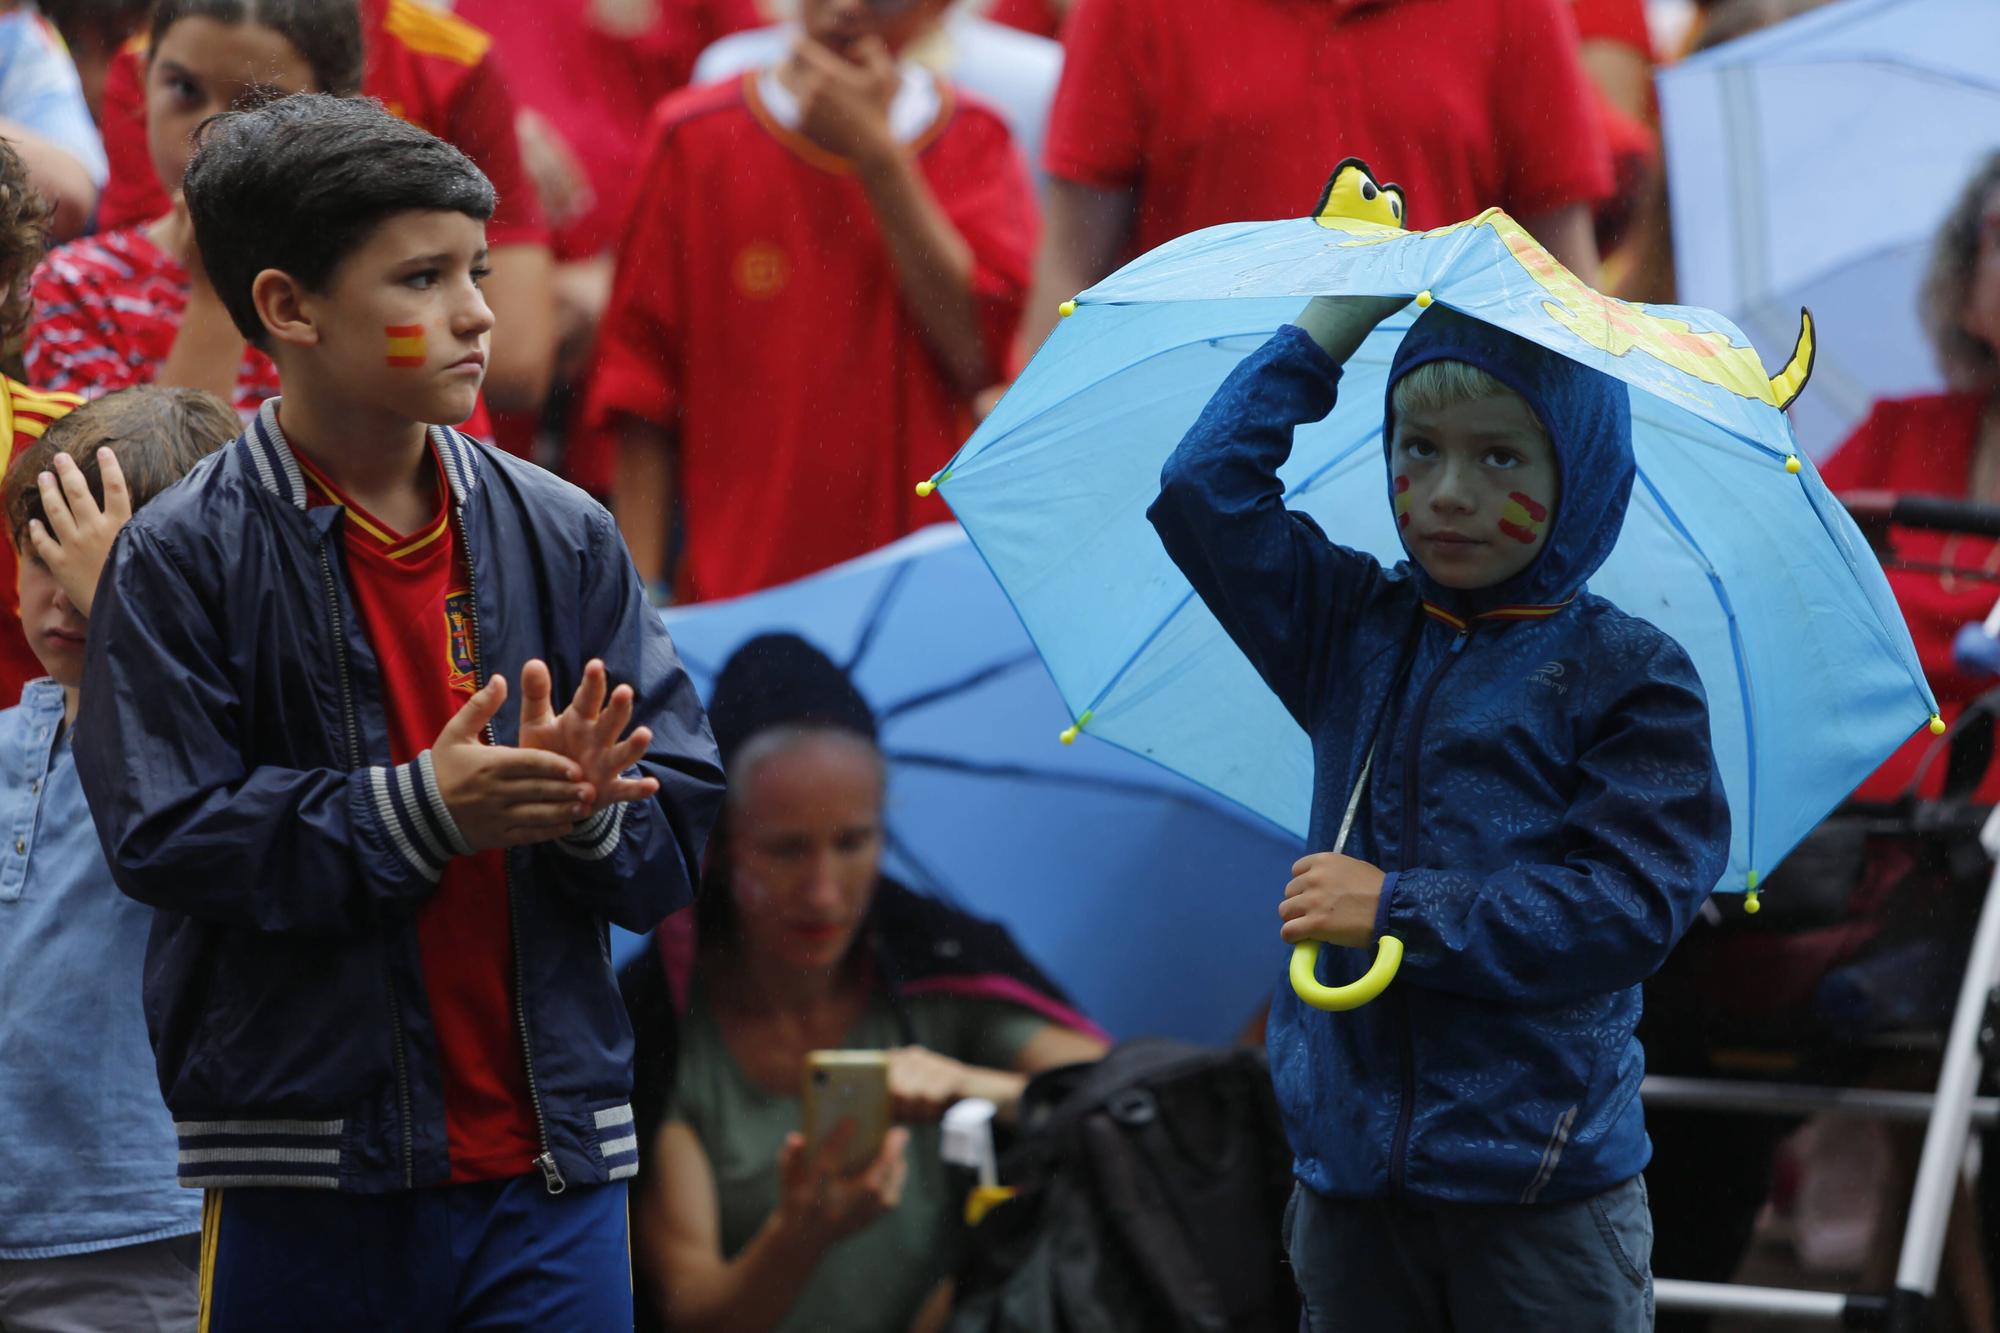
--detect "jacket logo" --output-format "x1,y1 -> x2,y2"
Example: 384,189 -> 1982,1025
445,591 -> 476,694
1528,661 -> 1568,695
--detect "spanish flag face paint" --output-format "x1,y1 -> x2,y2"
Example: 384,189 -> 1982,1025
1498,491 -> 1549,546
384,324 -> 426,368
1394,474 -> 1413,530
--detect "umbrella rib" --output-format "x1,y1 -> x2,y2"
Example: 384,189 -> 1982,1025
876,651 -> 1045,726
845,558 -> 917,675
1634,468 -> 1760,888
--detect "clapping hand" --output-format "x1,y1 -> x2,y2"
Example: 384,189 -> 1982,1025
518,658 -> 659,818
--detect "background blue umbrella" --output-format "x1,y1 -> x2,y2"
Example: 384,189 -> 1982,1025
621,525 -> 1305,1044
925,200 -> 1937,911
1659,0 -> 2000,459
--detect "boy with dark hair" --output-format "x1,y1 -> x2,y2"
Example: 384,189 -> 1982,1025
75,93 -> 724,1330
0,384 -> 237,1332
1149,294 -> 1731,1328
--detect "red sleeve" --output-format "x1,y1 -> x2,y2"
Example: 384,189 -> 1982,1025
581,110 -> 686,441
1570,0 -> 1653,55
1492,0 -> 1614,217
1040,0 -> 1146,188
97,42 -> 170,231
934,104 -> 1038,383
24,257 -> 145,398
444,55 -> 548,248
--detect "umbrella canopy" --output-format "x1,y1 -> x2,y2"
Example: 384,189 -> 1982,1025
1659,0 -> 2000,459
924,200 -> 1937,907
635,525 -> 1306,1044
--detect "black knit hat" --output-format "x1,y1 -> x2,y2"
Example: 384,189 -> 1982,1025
707,633 -> 878,771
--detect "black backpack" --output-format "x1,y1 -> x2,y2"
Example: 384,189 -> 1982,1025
946,1038 -> 1300,1333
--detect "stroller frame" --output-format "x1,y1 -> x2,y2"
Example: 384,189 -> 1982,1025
1648,493 -> 2000,1331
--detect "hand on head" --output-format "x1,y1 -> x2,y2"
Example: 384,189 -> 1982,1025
29,449 -> 131,618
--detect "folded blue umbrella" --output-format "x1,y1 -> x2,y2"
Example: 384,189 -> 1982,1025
923,184 -> 1938,918
627,525 -> 1306,1043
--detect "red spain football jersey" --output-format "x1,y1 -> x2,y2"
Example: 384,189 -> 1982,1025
580,74 -> 1035,602
297,442 -> 538,1184
94,0 -> 546,247
1044,0 -> 1613,262
0,377 -> 83,707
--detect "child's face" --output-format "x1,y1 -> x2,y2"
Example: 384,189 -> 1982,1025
294,209 -> 494,428
146,18 -> 317,198
16,542 -> 86,690
1389,391 -> 1560,591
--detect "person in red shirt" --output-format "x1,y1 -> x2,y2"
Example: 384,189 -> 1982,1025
985,0 -> 1066,38
1016,0 -> 1613,362
1818,153 -> 2000,804
581,0 -> 1035,604
91,0 -> 555,419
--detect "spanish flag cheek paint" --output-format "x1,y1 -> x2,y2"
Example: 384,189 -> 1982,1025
384,324 -> 426,368
1394,474 -> 1413,530
1498,491 -> 1549,545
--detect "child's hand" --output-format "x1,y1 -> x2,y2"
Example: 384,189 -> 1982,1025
784,33 -> 898,166
1292,294 -> 1410,365
1279,852 -> 1386,948
28,449 -> 130,618
517,658 -> 660,817
432,675 -> 594,851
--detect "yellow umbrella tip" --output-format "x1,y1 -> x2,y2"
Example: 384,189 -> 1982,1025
915,479 -> 936,498
1058,299 -> 1077,318
1785,455 -> 1802,474
1415,290 -> 1434,308
1931,714 -> 1948,735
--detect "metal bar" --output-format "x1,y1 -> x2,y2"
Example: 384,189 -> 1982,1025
1653,1278 -> 1846,1321
1641,1076 -> 2000,1128
1894,851 -> 2000,1299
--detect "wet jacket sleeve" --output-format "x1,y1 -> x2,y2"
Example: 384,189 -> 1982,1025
531,504 -> 724,934
1147,324 -> 1391,727
1379,638 -> 1729,1006
74,524 -> 448,935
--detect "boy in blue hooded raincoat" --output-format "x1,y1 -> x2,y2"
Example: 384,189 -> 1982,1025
1148,294 -> 1731,1329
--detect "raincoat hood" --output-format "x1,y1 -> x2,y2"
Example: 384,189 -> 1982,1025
1384,304 -> 1634,612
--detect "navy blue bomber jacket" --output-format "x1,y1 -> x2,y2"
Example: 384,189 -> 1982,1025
75,401 -> 725,1196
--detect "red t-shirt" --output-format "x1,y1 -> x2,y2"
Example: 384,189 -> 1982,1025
579,74 -> 1036,602
0,378 -> 83,707
1043,0 -> 1613,260
27,227 -> 282,419
296,443 -> 538,1184
1570,0 -> 1652,55
452,0 -> 762,261
95,0 -> 546,248
987,0 -> 1064,38
1817,393 -> 2000,803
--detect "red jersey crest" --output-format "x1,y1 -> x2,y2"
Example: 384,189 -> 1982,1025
445,591 -> 477,693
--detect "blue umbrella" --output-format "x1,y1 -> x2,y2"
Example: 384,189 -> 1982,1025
1659,0 -> 2000,459
922,180 -> 1937,975
622,525 -> 1306,1044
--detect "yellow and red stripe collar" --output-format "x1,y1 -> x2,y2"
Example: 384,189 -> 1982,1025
294,445 -> 450,561
1420,597 -> 1574,633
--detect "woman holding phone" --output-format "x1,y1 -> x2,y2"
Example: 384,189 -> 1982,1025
625,633 -> 1108,1333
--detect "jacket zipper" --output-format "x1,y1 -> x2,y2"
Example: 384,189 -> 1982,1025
1387,626 -> 1470,1196
320,540 -> 416,1190
455,504 -> 567,1196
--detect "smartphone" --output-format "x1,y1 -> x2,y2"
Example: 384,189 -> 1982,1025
802,1050 -> 891,1177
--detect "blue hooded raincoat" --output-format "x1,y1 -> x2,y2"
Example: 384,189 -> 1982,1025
1148,308 -> 1730,1205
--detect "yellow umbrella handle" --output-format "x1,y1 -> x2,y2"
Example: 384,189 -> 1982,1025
1289,937 -> 1404,1012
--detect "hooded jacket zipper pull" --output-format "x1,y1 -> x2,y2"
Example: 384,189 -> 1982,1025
536,1150 -> 566,1195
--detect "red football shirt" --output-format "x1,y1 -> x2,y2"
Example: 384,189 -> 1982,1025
0,378 -> 83,707
296,442 -> 538,1184
986,0 -> 1064,38
1817,394 -> 2000,804
452,0 -> 762,261
1044,0 -> 1613,260
580,74 -> 1035,602
95,0 -> 546,247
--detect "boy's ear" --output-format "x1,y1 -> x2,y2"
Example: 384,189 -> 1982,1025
251,269 -> 319,350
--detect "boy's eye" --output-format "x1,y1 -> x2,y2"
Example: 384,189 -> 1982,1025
1401,438 -> 1438,460
469,265 -> 493,286
403,270 -> 439,290
1483,448 -> 1522,468
167,74 -> 202,106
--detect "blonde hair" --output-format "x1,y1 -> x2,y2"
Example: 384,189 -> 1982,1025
1391,359 -> 1548,440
